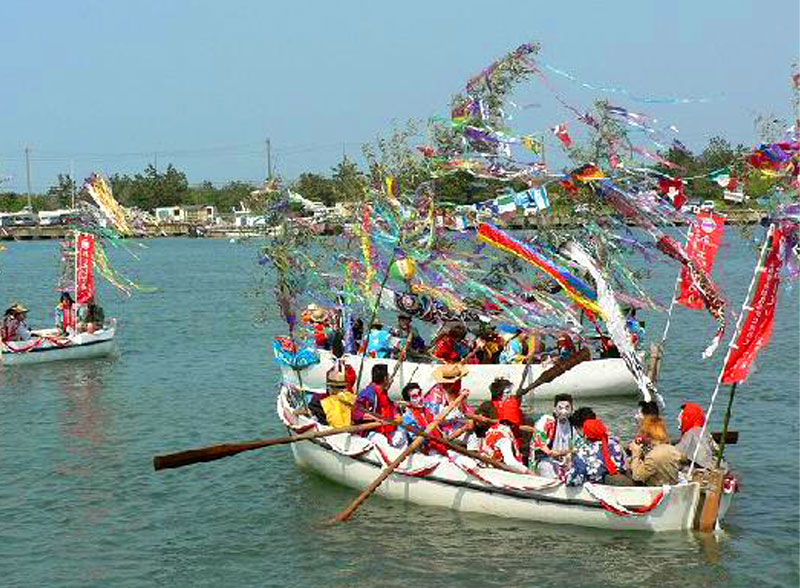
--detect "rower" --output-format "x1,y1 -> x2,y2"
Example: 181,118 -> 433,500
353,364 -> 397,438
674,402 -> 726,474
531,393 -> 574,478
475,402 -> 528,473
564,418 -> 627,486
1,303 -> 32,342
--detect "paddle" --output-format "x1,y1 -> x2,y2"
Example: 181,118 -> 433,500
332,391 -> 469,523
468,413 -> 536,434
518,347 -> 591,397
153,421 -> 383,471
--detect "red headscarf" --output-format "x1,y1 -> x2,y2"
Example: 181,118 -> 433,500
680,403 -> 705,435
582,418 -> 618,476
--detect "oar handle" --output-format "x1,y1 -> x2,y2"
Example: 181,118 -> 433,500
153,421 -> 382,471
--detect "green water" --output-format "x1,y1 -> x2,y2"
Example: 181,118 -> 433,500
0,235 -> 797,587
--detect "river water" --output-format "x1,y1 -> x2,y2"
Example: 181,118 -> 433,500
0,233 -> 797,587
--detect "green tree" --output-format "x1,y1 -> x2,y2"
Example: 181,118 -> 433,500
331,157 -> 365,202
45,174 -> 77,208
292,172 -> 336,206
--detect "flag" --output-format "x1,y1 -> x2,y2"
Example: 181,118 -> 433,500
677,211 -> 726,309
657,177 -> 687,209
521,135 -> 542,154
530,186 -> 550,212
552,123 -> 573,148
75,233 -> 96,304
722,226 -> 785,384
572,164 -> 605,182
494,194 -> 517,214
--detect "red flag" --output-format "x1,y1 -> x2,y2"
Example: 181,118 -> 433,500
721,226 -> 785,384
677,212 -> 726,309
552,124 -> 572,148
75,233 -> 96,304
657,177 -> 687,210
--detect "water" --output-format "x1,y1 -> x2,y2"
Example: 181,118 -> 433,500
0,234 -> 797,587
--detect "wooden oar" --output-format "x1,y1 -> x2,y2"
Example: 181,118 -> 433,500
153,421 -> 383,471
332,391 -> 469,523
518,347 -> 591,397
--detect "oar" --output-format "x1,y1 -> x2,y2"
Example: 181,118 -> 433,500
518,347 -> 591,397
468,413 -> 536,434
153,421 -> 383,471
332,391 -> 469,523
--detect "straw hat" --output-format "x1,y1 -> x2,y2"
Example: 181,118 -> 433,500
432,363 -> 469,383
326,366 -> 347,389
309,308 -> 328,323
9,302 -> 28,314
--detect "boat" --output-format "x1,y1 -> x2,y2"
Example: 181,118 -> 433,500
277,383 -> 734,531
276,347 -> 639,401
1,320 -> 117,366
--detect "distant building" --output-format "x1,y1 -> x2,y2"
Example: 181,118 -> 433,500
154,205 -> 217,224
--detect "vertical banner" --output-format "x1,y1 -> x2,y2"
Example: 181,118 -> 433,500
75,233 -> 96,304
721,226 -> 785,384
677,211 -> 726,309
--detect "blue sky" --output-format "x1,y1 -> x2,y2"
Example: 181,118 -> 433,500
0,0 -> 796,194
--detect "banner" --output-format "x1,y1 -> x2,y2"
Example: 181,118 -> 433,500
722,226 -> 785,384
677,211 -> 726,309
75,233 -> 96,304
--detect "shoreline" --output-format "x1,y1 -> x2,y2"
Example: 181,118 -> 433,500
0,209 -> 766,241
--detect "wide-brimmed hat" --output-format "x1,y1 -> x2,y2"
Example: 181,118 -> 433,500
326,366 -> 347,389
9,302 -> 28,314
432,363 -> 469,383
309,308 -> 328,323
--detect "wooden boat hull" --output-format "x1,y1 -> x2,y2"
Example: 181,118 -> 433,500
1,323 -> 117,366
278,349 -> 639,401
278,385 -> 729,531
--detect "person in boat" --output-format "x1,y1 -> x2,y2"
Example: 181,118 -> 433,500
365,322 -> 393,359
531,393 -> 575,478
564,418 -> 627,486
674,402 -> 725,473
391,314 -> 426,357
474,401 -> 528,473
310,307 -> 335,350
569,406 -> 596,452
320,365 -> 357,429
345,316 -> 364,354
425,364 -> 473,439
497,324 -> 525,364
392,382 -> 445,452
472,325 -> 503,364
55,292 -> 76,336
77,297 -> 105,334
2,303 -> 33,342
352,364 -> 397,437
430,323 -> 466,363
556,333 -> 577,361
627,415 -> 682,486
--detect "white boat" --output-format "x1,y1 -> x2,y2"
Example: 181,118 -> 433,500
277,384 -> 733,531
1,320 -> 117,366
277,348 -> 638,401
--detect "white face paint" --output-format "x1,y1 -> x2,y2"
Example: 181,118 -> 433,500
554,401 -> 573,421
409,388 -> 423,405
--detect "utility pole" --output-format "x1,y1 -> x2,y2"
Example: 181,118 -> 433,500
24,146 -> 32,210
154,151 -> 158,173
266,138 -> 272,181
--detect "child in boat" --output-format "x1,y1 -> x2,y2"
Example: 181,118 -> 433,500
474,401 -> 528,473
531,393 -> 575,478
564,418 -> 627,486
55,292 -> 76,335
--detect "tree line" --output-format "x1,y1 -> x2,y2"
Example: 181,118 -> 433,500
0,134 -> 782,214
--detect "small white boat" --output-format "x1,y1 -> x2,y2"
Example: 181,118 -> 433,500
277,384 -> 733,531
277,348 -> 638,401
1,320 -> 117,366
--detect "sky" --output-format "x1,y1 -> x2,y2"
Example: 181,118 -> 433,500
0,0 -> 797,195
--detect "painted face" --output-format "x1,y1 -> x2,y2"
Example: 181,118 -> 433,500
408,387 -> 423,405
554,401 -> 573,420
